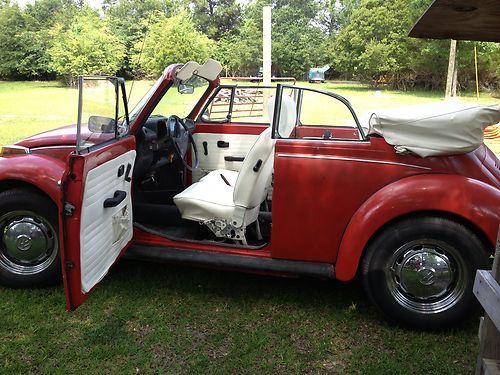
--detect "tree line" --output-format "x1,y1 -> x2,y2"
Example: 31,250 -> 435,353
0,0 -> 498,90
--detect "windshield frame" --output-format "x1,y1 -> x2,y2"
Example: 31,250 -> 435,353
128,73 -> 165,124
128,74 -> 212,134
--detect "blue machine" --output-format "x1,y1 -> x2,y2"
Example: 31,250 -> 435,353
308,65 -> 330,83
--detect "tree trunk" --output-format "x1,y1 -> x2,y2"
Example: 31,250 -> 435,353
445,40 -> 458,98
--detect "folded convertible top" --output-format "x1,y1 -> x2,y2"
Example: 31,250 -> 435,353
367,102 -> 500,157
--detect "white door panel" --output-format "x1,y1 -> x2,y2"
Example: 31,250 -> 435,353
80,150 -> 136,293
192,133 -> 259,182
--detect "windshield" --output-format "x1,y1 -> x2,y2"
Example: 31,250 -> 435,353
128,73 -> 165,123
128,73 -> 210,124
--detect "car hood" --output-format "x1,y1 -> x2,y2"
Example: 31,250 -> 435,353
15,124 -> 111,149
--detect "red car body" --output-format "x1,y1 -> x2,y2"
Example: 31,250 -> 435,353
0,63 -> 498,327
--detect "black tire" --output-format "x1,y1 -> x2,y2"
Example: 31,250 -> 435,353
0,188 -> 61,288
361,216 -> 490,329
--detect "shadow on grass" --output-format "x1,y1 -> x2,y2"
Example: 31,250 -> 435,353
112,258 -> 362,301
103,258 -> 478,333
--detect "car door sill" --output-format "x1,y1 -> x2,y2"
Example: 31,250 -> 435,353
124,244 -> 336,279
134,222 -> 268,250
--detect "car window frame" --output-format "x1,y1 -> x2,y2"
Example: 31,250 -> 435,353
198,84 -> 276,125
76,75 -> 130,155
272,84 -> 367,142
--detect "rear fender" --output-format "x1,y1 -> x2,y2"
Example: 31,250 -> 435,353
335,174 -> 500,281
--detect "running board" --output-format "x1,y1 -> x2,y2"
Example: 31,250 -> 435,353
124,245 -> 335,279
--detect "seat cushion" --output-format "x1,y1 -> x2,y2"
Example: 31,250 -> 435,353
200,169 -> 239,187
173,177 -> 236,222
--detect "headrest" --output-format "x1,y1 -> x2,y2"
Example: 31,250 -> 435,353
268,95 -> 297,138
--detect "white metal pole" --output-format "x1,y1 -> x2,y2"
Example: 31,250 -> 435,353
263,6 -> 272,86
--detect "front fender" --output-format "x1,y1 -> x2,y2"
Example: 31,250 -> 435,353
335,174 -> 500,281
0,154 -> 66,207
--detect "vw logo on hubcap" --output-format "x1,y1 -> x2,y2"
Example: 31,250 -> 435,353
417,267 -> 435,285
16,235 -> 32,251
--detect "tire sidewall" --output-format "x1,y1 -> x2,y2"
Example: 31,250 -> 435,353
0,189 -> 61,288
362,217 -> 489,329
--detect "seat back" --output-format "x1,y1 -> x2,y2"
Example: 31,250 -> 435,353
233,95 -> 297,209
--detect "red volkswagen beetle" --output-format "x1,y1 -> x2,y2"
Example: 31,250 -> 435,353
0,60 -> 498,329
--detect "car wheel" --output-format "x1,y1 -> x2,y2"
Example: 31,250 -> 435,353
0,188 -> 61,288
361,216 -> 490,329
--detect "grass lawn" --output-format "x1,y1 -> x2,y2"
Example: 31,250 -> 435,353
1,79 -> 498,152
0,262 -> 482,374
0,79 -> 498,374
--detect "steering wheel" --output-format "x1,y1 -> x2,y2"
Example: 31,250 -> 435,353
166,115 -> 199,171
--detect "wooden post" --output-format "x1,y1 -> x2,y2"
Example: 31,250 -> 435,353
445,39 -> 458,99
263,6 -> 272,87
474,226 -> 500,375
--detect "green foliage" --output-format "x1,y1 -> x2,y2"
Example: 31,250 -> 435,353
332,0 -> 425,87
0,0 -> 497,90
272,1 -> 328,78
242,0 -> 329,78
214,18 -> 262,75
48,9 -> 124,85
103,0 -> 185,76
0,0 -> 77,79
134,11 -> 214,76
191,0 -> 242,40
0,4 -> 26,78
455,41 -> 500,90
329,0 -> 499,90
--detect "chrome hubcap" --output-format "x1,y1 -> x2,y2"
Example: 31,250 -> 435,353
387,241 -> 466,314
0,211 -> 58,275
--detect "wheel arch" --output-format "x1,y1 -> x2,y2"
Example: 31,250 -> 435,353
0,155 -> 66,211
335,174 -> 500,281
0,179 -> 61,213
0,180 -> 57,207
360,209 -> 493,261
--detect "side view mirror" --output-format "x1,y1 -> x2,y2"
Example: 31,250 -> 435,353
178,83 -> 194,95
88,115 -> 115,133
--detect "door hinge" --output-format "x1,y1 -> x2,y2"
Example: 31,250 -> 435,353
64,202 -> 75,216
65,260 -> 74,269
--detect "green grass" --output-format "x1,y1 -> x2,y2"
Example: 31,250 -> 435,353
1,79 -> 498,146
0,261 -> 481,374
0,80 -> 210,145
0,79 -> 495,374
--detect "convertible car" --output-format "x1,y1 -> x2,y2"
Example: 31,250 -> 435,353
0,59 -> 498,329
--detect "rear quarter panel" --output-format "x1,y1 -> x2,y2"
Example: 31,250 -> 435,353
271,138 -> 431,263
335,174 -> 500,281
270,136 -> 499,280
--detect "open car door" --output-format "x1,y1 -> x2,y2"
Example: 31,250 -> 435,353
62,76 -> 136,310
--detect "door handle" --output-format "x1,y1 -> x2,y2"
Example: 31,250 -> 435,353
202,141 -> 208,155
217,141 -> 229,148
103,190 -> 127,208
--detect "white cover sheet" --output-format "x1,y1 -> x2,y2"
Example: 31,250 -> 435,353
367,102 -> 500,157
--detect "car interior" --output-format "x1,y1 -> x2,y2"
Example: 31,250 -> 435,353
130,89 -> 298,249
99,61 -> 364,250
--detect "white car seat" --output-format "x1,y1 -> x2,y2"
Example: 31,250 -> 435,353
173,95 -> 297,243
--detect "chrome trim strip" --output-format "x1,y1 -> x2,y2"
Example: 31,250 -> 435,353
276,153 -> 432,170
30,145 -> 76,151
